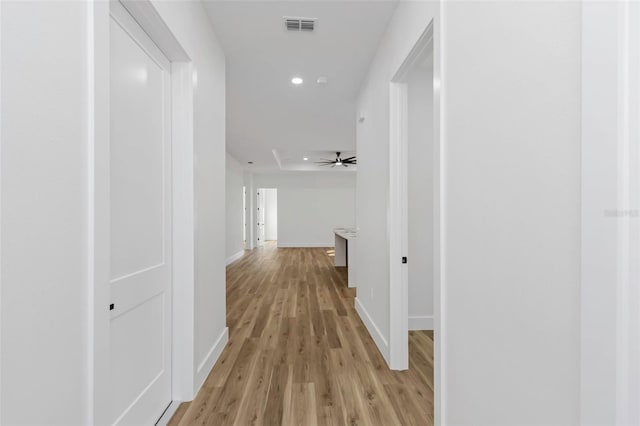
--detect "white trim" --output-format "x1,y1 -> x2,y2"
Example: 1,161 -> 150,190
433,7 -> 445,425
388,80 -> 409,371
226,250 -> 245,266
154,401 -> 181,426
88,1 -> 111,423
355,298 -> 389,363
195,327 -> 229,391
171,61 -> 196,402
120,1 -> 188,62
409,316 -> 434,331
110,1 -> 170,70
276,242 -> 331,248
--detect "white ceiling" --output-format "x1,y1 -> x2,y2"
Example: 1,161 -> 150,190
274,149 -> 357,171
203,1 -> 398,172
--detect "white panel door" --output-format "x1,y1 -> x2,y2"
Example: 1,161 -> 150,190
109,4 -> 172,425
257,190 -> 265,247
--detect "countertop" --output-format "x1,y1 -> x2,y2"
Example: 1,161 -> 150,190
334,228 -> 358,240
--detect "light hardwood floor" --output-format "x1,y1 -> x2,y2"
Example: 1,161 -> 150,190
169,242 -> 434,426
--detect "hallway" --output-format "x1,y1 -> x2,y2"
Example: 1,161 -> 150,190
169,243 -> 434,425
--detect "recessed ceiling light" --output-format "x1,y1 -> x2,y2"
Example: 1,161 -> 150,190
291,77 -> 303,85
303,157 -> 309,161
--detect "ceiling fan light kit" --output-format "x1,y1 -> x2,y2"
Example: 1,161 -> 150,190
315,152 -> 357,168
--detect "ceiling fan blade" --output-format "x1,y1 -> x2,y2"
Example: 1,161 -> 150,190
331,164 -> 336,168
342,156 -> 356,161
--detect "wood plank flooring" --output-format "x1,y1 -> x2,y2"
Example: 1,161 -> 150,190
169,242 -> 434,426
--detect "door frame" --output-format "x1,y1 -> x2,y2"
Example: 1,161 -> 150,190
245,174 -> 255,250
388,19 -> 445,424
256,188 -> 265,247
89,1 -> 195,424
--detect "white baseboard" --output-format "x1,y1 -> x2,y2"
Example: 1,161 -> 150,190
195,327 -> 229,391
276,242 -> 331,248
354,297 -> 389,364
225,250 -> 244,266
409,315 -> 434,331
155,401 -> 181,426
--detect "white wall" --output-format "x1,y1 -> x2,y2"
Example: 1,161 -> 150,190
253,173 -> 355,247
407,54 -> 434,330
263,188 -> 278,241
0,1 -> 227,423
356,1 -> 581,424
226,153 -> 244,263
443,3 -> 581,423
581,2 -> 640,425
1,2 -> 90,424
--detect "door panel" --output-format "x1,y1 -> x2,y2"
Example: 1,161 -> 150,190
110,12 -> 165,280
110,294 -> 165,420
109,3 -> 172,425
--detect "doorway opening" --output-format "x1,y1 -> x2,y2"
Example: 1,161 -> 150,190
406,36 -> 435,333
256,188 -> 278,247
388,19 -> 442,423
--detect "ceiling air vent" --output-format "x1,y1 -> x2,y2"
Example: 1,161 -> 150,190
284,17 -> 316,32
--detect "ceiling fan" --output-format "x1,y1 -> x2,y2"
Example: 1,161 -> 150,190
315,152 -> 357,167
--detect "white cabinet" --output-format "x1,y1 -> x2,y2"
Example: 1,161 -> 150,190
334,228 -> 358,288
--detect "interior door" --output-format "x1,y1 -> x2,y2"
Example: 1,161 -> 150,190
109,3 -> 172,424
257,190 -> 265,247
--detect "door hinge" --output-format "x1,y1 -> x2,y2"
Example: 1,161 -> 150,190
402,257 -> 407,264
